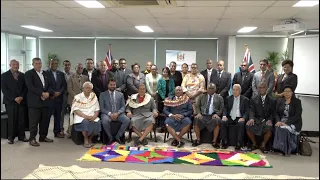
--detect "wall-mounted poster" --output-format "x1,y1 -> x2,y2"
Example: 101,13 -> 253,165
166,50 -> 196,70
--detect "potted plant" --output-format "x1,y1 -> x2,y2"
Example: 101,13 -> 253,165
266,51 -> 280,97
47,53 -> 60,68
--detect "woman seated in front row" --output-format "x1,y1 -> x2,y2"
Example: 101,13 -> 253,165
70,82 -> 101,148
273,85 -> 302,156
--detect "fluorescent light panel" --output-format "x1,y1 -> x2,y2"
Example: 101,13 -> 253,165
21,25 -> 53,32
237,27 -> 257,33
293,0 -> 319,7
290,31 -> 305,36
75,1 -> 105,8
135,26 -> 154,33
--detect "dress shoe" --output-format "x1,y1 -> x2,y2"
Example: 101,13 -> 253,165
115,138 -> 125,145
142,139 -> 148,146
221,144 -> 228,149
18,137 -> 29,142
8,139 -> 14,144
212,142 -> 220,149
29,139 -> 40,147
235,142 -> 242,151
54,134 -> 65,138
39,137 -> 54,142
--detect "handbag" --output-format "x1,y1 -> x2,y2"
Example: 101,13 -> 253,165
299,134 -> 313,156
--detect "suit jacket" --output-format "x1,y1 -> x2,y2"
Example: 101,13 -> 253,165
223,95 -> 249,120
1,70 -> 27,105
126,96 -> 157,118
232,71 -> 254,99
275,97 -> 302,132
82,68 -> 96,77
109,69 -> 126,91
249,94 -> 276,123
46,70 -> 67,102
67,73 -> 89,105
24,69 -> 53,108
200,69 -> 218,89
163,96 -> 193,117
157,78 -> 175,100
275,72 -> 298,94
252,70 -> 275,96
170,71 -> 183,87
99,90 -> 125,116
216,71 -> 232,98
126,73 -> 146,96
196,93 -> 224,116
91,70 -> 114,98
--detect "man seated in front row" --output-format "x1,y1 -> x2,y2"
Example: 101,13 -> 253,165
100,80 -> 130,145
246,82 -> 276,152
220,84 -> 249,150
163,86 -> 193,147
193,83 -> 224,148
126,84 -> 158,146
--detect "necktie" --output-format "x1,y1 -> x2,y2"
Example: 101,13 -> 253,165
13,72 -> 18,80
110,92 -> 116,112
78,76 -> 82,91
218,71 -> 221,78
205,95 -> 212,115
261,71 -> 265,82
102,73 -> 107,90
231,98 -> 237,120
262,96 -> 265,107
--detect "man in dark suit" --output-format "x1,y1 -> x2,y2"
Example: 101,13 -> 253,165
216,60 -> 231,100
46,59 -> 67,138
100,80 -> 130,145
169,61 -> 183,87
25,58 -> 54,146
109,59 -> 126,93
1,59 -> 28,144
200,59 -> 218,89
232,61 -> 254,99
119,58 -> 131,100
91,60 -> 114,98
82,58 -> 96,81
220,84 -> 249,150
246,82 -> 276,152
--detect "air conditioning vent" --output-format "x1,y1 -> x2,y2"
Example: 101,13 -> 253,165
106,0 -> 176,7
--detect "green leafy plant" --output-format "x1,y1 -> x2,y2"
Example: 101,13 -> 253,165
265,51 -> 280,72
282,50 -> 289,60
47,53 -> 60,68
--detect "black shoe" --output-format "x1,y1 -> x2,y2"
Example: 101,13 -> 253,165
221,144 -> 228,149
192,140 -> 201,147
115,138 -> 125,145
134,139 -> 142,146
39,137 -> 54,142
260,146 -> 267,153
171,139 -> 178,146
8,139 -> 14,144
29,139 -> 40,147
212,143 -> 221,149
235,145 -> 241,151
142,139 -> 148,146
18,137 -> 29,142
251,145 -> 259,151
54,133 -> 65,138
177,141 -> 185,148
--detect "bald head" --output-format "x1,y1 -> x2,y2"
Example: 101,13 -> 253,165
111,59 -> 119,70
217,60 -> 224,71
145,61 -> 153,72
207,83 -> 216,95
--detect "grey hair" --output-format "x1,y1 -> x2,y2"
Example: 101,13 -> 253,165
112,59 -> 119,63
207,83 -> 216,90
83,81 -> 93,89
233,84 -> 241,92
10,59 -> 18,64
75,63 -> 83,69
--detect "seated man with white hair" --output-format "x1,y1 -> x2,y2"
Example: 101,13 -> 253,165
70,82 -> 101,148
220,84 -> 249,150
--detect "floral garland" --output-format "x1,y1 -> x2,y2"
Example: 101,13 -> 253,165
163,94 -> 189,107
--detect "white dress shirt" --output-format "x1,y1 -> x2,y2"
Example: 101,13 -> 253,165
217,70 -> 224,78
88,70 -> 93,81
231,96 -> 241,120
207,69 -> 212,82
36,70 -> 45,87
208,94 -> 214,115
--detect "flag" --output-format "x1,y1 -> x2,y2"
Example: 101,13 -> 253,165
229,45 -> 255,95
105,44 -> 112,70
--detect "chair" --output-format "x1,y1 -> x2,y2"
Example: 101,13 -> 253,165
101,121 -> 126,144
163,114 -> 193,143
71,125 -> 98,145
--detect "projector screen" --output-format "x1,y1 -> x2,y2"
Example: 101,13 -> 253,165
293,36 -> 319,95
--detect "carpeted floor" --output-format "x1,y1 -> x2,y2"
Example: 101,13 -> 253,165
24,164 -> 318,179
1,118 -> 319,179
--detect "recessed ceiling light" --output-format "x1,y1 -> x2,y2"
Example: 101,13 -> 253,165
293,0 -> 319,7
75,0 -> 105,8
237,27 -> 257,33
21,25 -> 53,32
135,26 -> 154,33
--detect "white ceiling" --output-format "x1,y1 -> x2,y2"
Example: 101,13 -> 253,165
1,0 -> 319,37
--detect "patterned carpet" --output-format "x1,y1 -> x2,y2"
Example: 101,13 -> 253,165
78,142 -> 272,167
24,164 -> 318,179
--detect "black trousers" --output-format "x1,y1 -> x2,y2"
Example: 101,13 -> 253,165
47,100 -> 63,135
28,107 -> 49,140
5,104 -> 26,140
220,117 -> 245,146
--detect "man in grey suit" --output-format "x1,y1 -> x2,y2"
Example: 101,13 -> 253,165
252,59 -> 275,97
100,80 -> 130,145
193,83 -> 224,148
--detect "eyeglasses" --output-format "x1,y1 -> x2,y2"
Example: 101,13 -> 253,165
241,65 -> 247,67
260,64 -> 267,66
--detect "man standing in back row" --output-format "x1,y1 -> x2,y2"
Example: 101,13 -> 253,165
232,61 -> 254,99
201,59 -> 218,89
83,58 -> 96,81
216,60 -> 231,101
252,59 -> 275,97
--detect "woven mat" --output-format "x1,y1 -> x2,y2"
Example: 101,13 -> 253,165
24,164 -> 317,179
77,143 -> 271,168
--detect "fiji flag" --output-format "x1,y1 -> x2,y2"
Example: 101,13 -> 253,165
229,45 -> 255,95
105,44 -> 112,70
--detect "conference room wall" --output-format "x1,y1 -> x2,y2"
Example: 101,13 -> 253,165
156,39 -> 218,71
96,39 -> 154,69
235,37 -> 291,74
39,39 -> 95,70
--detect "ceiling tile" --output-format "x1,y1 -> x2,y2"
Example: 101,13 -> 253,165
250,19 -> 282,28
109,8 -> 152,18
125,18 -> 160,27
15,1 -> 65,8
71,8 -> 121,19
163,27 -> 189,35
185,1 -> 230,7
157,18 -> 218,27
148,7 -> 187,18
1,7 -> 54,19
272,1 -> 299,7
96,18 -> 133,27
293,7 -> 319,20
54,1 -> 84,8
186,7 -> 225,18
228,1 -> 276,7
35,8 -> 88,19
258,7 -> 306,19
1,1 -> 26,7
216,18 -> 253,29
223,7 -> 268,18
